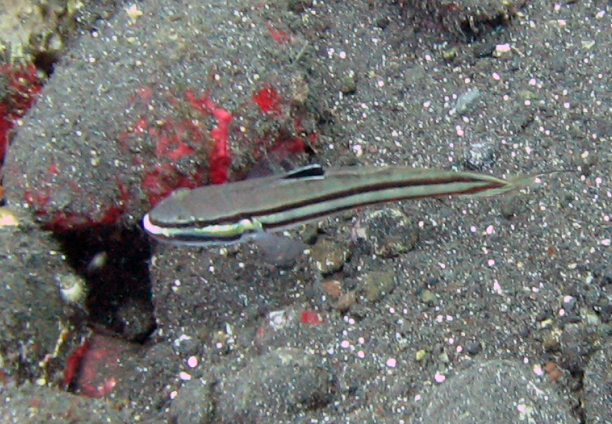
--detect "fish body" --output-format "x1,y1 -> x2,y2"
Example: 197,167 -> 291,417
143,164 -> 520,246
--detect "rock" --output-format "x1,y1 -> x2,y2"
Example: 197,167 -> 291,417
217,347 -> 335,423
582,340 -> 612,424
355,207 -> 418,258
464,140 -> 498,171
3,0 -> 313,230
170,378 -> 215,424
419,288 -> 437,306
0,384 -> 130,424
0,214 -> 77,384
454,88 -> 481,115
360,270 -> 396,303
421,360 -> 578,424
310,237 -> 351,274
559,323 -> 600,372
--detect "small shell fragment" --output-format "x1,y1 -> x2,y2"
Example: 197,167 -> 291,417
0,207 -> 19,227
57,273 -> 88,306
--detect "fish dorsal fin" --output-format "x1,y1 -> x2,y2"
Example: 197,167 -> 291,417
283,164 -> 326,180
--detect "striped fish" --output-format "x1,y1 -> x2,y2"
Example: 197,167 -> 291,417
143,164 -> 530,246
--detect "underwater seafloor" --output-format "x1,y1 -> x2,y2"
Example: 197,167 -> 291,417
0,0 -> 611,423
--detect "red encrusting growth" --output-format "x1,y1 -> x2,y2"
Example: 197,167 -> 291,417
47,162 -> 60,175
253,85 -> 283,115
0,64 -> 43,165
300,310 -> 324,325
63,340 -> 90,390
244,86 -> 316,170
142,163 -> 205,206
24,175 -> 131,231
118,88 -> 234,206
185,91 -> 233,184
152,120 -> 197,162
265,22 -> 292,44
63,334 -> 126,398
24,187 -> 52,207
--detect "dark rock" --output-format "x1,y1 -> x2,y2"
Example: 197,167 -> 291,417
0,384 -> 130,424
170,377 -> 215,424
582,340 -> 612,424
0,214 -> 78,384
217,347 -> 336,423
559,323 -> 599,373
421,360 -> 578,424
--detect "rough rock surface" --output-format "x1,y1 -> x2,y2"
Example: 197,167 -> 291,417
0,0 -> 610,422
420,360 -> 578,424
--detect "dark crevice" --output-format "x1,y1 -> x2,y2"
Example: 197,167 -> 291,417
459,14 -> 511,44
53,225 -> 156,343
33,51 -> 59,77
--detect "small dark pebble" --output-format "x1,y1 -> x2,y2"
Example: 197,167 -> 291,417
376,16 -> 390,29
286,0 -> 313,13
465,341 -> 482,355
115,298 -> 157,342
360,270 -> 396,302
562,296 -> 577,314
535,308 -> 553,322
499,196 -> 524,219
464,140 -> 496,171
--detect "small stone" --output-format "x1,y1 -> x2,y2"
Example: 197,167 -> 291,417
464,140 -> 497,171
454,88 -> 481,114
416,349 -> 428,361
442,47 -> 458,61
321,279 -> 343,299
286,0 -> 313,13
517,89 -> 540,101
356,208 -> 418,257
542,328 -> 562,352
0,207 -> 19,226
419,289 -> 437,306
465,341 -> 482,355
339,72 -> 357,95
115,298 -> 156,342
584,311 -> 600,326
581,40 -> 595,49
334,291 -> 357,312
500,196 -> 524,219
543,361 -> 563,382
492,43 -> 512,59
360,270 -> 396,303
375,15 -> 390,29
310,238 -> 351,275
535,308 -> 553,322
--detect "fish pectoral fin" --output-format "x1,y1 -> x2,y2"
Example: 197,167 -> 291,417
252,232 -> 308,265
282,164 -> 326,180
